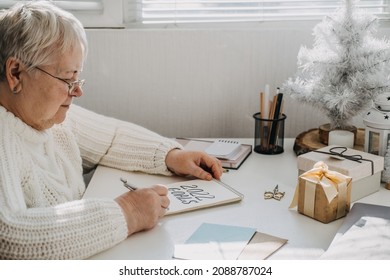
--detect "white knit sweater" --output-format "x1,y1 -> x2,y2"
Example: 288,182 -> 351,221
0,104 -> 181,259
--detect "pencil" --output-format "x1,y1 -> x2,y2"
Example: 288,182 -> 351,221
260,91 -> 265,148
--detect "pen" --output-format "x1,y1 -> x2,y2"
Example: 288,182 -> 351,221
120,178 -> 169,211
120,177 -> 137,191
268,93 -> 283,147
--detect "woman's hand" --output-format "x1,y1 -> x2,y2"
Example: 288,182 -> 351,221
115,185 -> 170,236
165,149 -> 223,180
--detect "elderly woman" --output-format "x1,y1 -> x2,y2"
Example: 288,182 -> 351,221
0,2 -> 223,259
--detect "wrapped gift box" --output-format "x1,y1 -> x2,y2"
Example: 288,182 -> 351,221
297,145 -> 384,202
291,161 -> 352,223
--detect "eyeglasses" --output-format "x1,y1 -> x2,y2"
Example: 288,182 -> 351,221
35,67 -> 85,95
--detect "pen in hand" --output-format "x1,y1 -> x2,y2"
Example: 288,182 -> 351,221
120,177 -> 137,191
120,177 -> 169,211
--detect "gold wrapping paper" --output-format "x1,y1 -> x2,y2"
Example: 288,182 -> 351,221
290,161 -> 352,223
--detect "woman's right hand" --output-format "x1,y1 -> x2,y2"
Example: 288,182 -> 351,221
114,185 -> 170,236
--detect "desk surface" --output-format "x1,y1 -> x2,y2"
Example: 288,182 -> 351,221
84,139 -> 390,260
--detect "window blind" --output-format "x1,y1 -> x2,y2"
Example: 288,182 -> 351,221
125,0 -> 390,24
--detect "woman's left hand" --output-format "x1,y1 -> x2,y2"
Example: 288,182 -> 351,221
165,149 -> 223,180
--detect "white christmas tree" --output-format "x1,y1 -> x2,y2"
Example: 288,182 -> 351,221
282,0 -> 390,129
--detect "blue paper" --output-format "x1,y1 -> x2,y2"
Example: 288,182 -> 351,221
186,223 -> 256,244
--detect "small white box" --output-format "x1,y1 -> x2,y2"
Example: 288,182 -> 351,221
297,145 -> 384,202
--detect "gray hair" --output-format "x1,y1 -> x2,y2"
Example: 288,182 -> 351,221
0,1 -> 88,81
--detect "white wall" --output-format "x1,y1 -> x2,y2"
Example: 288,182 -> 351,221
75,22 -> 390,139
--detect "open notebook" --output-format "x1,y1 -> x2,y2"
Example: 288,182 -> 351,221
84,166 -> 243,216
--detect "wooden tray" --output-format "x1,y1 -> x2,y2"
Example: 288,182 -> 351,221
293,128 -> 365,156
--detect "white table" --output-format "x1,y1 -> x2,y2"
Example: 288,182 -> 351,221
84,139 -> 390,260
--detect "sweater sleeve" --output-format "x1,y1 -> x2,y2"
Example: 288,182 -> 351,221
66,104 -> 182,175
0,140 -> 128,260
0,197 -> 128,260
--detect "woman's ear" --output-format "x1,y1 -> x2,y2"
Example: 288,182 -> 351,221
6,57 -> 22,93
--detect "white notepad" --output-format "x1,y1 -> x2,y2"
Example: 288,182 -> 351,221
205,139 -> 241,159
165,179 -> 243,215
83,166 -> 243,216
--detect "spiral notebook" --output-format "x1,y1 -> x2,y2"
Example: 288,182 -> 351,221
175,138 -> 252,169
205,140 -> 241,159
